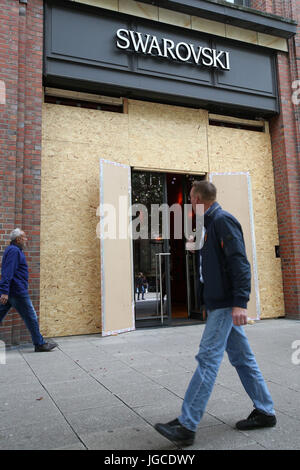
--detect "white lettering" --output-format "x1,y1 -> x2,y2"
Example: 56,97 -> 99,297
147,454 -> 196,466
130,204 -> 148,240
162,38 -> 176,60
104,454 -> 139,467
291,340 -> 300,365
129,31 -> 151,54
212,49 -> 227,69
148,35 -> 163,56
0,80 -> 6,105
96,200 -> 204,241
201,47 -> 214,67
224,51 -> 230,70
118,195 -> 129,240
151,203 -> 183,240
175,42 -> 191,62
97,203 -> 116,240
292,80 -> 300,105
190,44 -> 203,64
0,340 -> 6,365
178,455 -> 195,464
115,29 -> 230,70
116,28 -> 130,49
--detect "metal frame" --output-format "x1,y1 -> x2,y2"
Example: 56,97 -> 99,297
156,253 -> 171,324
132,170 -> 172,326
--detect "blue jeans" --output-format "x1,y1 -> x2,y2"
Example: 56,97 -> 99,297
0,294 -> 45,346
178,307 -> 275,432
137,286 -> 145,300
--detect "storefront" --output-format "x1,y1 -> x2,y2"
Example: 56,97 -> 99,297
36,0 -> 298,338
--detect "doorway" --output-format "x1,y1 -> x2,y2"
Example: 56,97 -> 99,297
132,169 -> 206,327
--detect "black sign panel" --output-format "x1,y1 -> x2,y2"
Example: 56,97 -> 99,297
44,1 -> 279,116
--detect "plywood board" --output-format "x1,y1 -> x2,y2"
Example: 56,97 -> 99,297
40,105 -> 129,337
100,160 -> 134,335
41,100 -> 210,336
40,101 -> 284,339
208,126 -> 284,319
128,99 -> 209,173
210,173 -> 259,319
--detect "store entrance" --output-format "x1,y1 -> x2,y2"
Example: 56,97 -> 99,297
132,170 -> 206,327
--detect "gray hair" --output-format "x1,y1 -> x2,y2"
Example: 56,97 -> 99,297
10,228 -> 23,241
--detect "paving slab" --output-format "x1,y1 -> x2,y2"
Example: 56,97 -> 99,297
0,394 -> 62,431
185,423 -> 258,450
50,391 -> 120,414
237,410 -> 300,450
114,383 -> 179,408
0,416 -> 81,450
64,404 -> 144,433
42,377 -> 107,397
0,319 -> 299,450
94,370 -> 157,393
81,424 -> 177,451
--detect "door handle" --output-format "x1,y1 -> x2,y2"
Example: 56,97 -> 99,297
156,253 -> 171,324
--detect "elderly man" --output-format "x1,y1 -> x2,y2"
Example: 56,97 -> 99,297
155,181 -> 276,446
0,228 -> 57,352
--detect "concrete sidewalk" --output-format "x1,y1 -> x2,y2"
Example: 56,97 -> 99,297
0,318 -> 300,450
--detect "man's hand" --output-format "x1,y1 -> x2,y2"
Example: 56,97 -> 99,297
232,307 -> 248,326
0,294 -> 8,305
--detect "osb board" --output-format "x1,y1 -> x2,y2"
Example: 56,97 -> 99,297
41,100 -> 283,338
42,104 -> 130,161
128,99 -> 209,173
100,161 -> 134,334
40,105 -> 129,337
208,126 -> 284,319
210,174 -> 257,319
41,101 -> 210,337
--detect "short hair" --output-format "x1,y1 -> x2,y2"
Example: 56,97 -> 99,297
10,228 -> 23,241
192,181 -> 217,203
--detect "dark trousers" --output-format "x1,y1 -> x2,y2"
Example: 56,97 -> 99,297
137,286 -> 145,300
0,294 -> 45,346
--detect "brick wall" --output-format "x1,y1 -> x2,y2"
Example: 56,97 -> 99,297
250,0 -> 293,17
251,0 -> 300,318
0,0 -> 43,346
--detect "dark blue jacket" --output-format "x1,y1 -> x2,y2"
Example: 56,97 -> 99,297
0,242 -> 29,296
201,202 -> 251,310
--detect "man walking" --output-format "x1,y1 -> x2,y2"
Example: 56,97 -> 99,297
0,228 -> 57,352
155,181 -> 276,446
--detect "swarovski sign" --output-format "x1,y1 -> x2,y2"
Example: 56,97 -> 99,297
116,29 -> 230,71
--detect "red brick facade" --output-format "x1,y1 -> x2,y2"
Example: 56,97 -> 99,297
0,0 -> 43,345
0,0 -> 299,346
251,0 -> 300,318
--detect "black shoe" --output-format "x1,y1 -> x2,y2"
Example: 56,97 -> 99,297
35,341 -> 58,352
154,419 -> 195,446
236,409 -> 277,430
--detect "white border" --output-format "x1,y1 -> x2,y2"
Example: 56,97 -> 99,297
209,172 -> 261,320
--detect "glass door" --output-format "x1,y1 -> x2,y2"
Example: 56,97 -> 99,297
183,174 -> 206,321
131,170 -> 171,326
